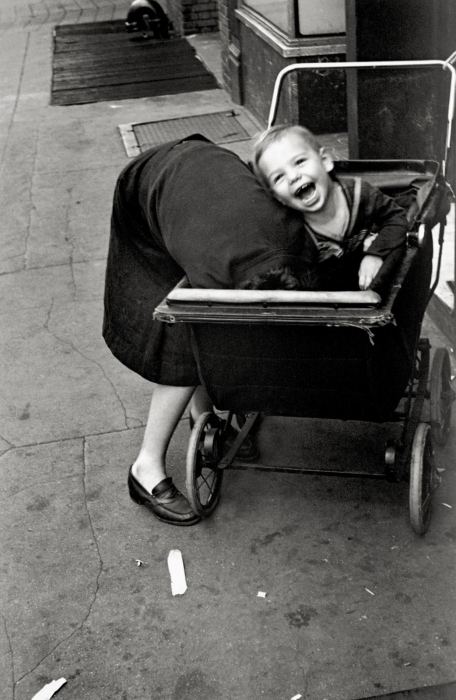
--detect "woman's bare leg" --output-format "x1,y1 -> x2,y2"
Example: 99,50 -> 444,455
132,384 -> 196,493
188,385 -> 213,424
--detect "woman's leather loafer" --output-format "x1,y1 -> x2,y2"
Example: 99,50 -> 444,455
128,468 -> 201,526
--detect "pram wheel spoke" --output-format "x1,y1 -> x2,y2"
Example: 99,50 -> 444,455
430,348 -> 454,446
186,412 -> 223,517
409,423 -> 437,535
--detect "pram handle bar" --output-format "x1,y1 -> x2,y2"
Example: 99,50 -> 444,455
267,59 -> 456,177
166,283 -> 381,306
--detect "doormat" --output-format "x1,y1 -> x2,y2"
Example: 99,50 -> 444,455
119,110 -> 259,157
51,20 -> 219,106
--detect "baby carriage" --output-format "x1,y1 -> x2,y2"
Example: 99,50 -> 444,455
154,60 -> 456,535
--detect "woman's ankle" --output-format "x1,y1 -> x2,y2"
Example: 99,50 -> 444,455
131,460 -> 166,493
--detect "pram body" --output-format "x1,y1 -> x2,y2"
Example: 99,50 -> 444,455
154,62 -> 455,535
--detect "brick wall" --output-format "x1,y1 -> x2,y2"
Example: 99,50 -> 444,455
218,0 -> 241,97
167,0 -> 219,34
218,0 -> 230,89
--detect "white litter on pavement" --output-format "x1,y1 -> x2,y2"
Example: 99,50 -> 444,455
365,588 -> 375,595
257,591 -> 267,598
31,678 -> 67,700
441,503 -> 453,509
168,549 -> 187,595
291,694 -> 302,700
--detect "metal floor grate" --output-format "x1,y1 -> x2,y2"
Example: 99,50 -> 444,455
119,110 -> 259,157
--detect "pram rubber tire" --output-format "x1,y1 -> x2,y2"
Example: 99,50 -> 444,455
186,412 -> 223,517
409,423 -> 437,535
430,347 -> 454,446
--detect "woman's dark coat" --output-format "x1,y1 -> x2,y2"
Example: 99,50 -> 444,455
103,136 -> 310,385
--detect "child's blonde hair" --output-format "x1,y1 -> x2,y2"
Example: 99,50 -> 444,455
252,124 -> 322,189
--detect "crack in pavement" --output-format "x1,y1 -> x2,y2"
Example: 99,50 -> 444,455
1,423 -> 147,454
43,297 -> 131,428
23,130 -> 39,271
0,610 -> 15,700
0,32 -> 30,179
62,185 -> 77,295
295,637 -> 310,700
0,256 -> 107,277
14,438 -> 104,691
0,253 -> 28,271
0,473 -> 81,503
0,418 -> 145,458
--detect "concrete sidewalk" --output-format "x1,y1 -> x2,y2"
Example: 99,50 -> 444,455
1,7 -> 456,700
0,0 -> 129,29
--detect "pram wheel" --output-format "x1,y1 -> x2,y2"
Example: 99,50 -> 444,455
186,412 -> 223,517
430,348 -> 454,446
409,423 -> 438,535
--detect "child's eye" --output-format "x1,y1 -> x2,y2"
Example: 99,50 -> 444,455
296,158 -> 306,165
272,173 -> 284,184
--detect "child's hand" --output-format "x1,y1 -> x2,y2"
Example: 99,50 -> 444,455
358,255 -> 383,290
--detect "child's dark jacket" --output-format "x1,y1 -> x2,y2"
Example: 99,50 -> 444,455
310,176 -> 408,290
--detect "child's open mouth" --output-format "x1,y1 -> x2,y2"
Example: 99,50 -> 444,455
294,182 -> 316,203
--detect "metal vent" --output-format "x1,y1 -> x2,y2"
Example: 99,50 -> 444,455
119,110 -> 258,157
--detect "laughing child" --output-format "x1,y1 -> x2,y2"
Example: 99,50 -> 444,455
252,125 -> 408,291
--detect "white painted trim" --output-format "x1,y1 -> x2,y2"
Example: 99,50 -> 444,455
235,8 -> 346,58
118,123 -> 141,158
166,287 -> 381,306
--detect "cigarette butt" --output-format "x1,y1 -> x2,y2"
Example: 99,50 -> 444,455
168,549 -> 187,596
291,695 -> 303,700
365,588 -> 375,595
441,503 -> 453,509
31,678 -> 67,700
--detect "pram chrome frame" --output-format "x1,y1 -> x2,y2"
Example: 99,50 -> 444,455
268,59 -> 456,178
154,60 -> 456,535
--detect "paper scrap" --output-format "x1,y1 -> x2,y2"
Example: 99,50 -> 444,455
257,591 -> 267,598
291,695 -> 303,700
31,678 -> 67,700
365,588 -> 375,595
168,549 -> 187,596
441,503 -> 453,509
135,559 -> 144,567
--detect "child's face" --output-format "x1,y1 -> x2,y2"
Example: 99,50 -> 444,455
258,132 -> 334,213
